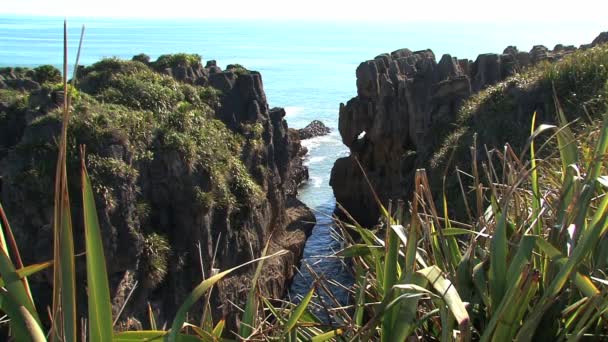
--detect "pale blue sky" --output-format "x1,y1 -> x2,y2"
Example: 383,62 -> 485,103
2,0 -> 607,22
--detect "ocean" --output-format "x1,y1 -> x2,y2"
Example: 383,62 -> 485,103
1,15 -> 605,303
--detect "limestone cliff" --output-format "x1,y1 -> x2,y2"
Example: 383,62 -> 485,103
0,55 -> 314,329
331,33 -> 608,226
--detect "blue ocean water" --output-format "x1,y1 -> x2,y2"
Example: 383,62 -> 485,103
1,15 -> 605,303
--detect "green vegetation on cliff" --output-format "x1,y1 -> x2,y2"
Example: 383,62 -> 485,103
152,53 -> 202,70
5,56 -> 262,212
429,44 -> 608,220
432,44 -> 608,172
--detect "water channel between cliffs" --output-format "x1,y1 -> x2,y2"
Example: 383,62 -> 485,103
287,129 -> 354,308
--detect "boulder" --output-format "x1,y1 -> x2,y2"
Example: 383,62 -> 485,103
503,46 -> 519,55
592,32 -> 608,47
472,53 -> 501,92
297,120 -> 331,140
437,54 -> 461,81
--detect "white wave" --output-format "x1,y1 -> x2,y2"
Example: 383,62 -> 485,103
308,156 -> 327,164
301,134 -> 342,151
284,106 -> 305,117
309,176 -> 323,188
336,150 -> 350,158
303,155 -> 329,166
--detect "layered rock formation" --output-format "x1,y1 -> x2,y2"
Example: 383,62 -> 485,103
0,55 -> 313,329
331,33 -> 608,226
297,120 -> 331,140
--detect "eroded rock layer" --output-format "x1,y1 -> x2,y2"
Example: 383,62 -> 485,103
331,34 -> 606,226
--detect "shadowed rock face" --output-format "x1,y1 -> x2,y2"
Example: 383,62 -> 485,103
330,33 -> 606,227
0,57 -> 313,331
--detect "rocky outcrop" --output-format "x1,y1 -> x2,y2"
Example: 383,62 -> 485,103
0,55 -> 313,330
297,120 -> 331,140
592,32 -> 608,47
331,33 -> 607,227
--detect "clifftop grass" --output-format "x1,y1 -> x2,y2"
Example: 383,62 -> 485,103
429,44 -> 608,211
6,55 -> 263,214
152,53 -> 202,70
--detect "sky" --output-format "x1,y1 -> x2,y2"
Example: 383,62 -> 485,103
2,0 -> 608,23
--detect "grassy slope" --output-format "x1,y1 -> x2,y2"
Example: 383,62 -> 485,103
427,44 -> 608,212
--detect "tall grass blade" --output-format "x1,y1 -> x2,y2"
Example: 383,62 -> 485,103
0,204 -> 34,305
168,250 -> 287,342
114,330 -> 202,342
495,268 -> 540,341
310,329 -> 343,342
529,112 -> 543,237
81,148 -> 114,341
505,235 -> 536,286
586,113 -> 608,182
51,19 -> 78,342
535,238 -> 600,297
337,243 -> 380,257
284,287 -> 315,335
382,210 -> 400,338
58,187 -> 77,342
417,266 -> 470,337
0,246 -> 40,322
517,192 -> 608,340
0,208 -> 8,255
354,266 -> 367,327
349,220 -> 385,290
553,92 -> 579,179
212,319 -> 225,338
405,171 -> 422,273
0,260 -> 53,287
488,209 -> 508,314
0,246 -> 42,329
239,237 -> 272,339
147,302 -> 157,330
0,289 -> 46,342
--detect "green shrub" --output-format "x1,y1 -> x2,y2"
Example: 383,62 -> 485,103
158,107 -> 261,207
132,53 -> 151,65
226,63 -> 249,76
68,101 -> 156,161
0,89 -> 28,108
142,233 -> 171,288
99,70 -> 184,113
86,57 -> 149,75
32,65 -> 62,84
77,57 -> 149,93
193,186 -> 214,209
152,53 -> 202,70
199,86 -> 222,108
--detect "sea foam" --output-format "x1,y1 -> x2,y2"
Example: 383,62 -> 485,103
284,106 -> 304,117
